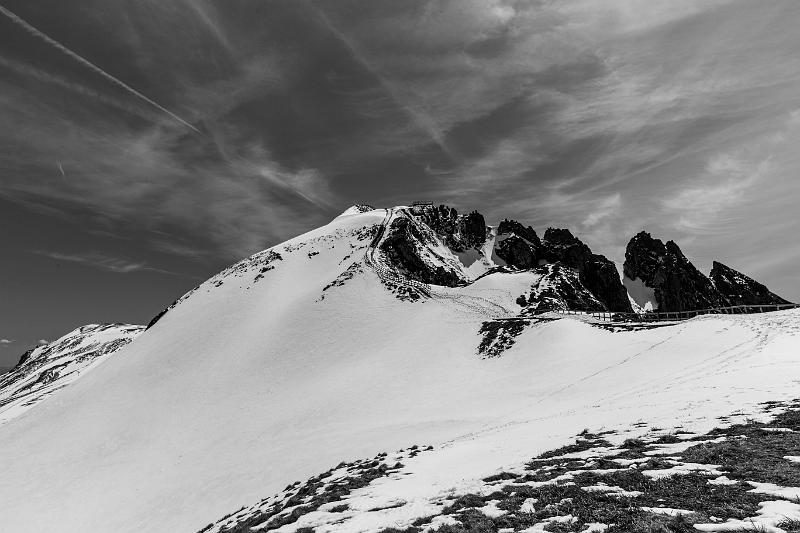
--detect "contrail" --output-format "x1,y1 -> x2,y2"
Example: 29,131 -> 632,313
0,3 -> 201,134
307,3 -> 456,161
0,55 -> 168,125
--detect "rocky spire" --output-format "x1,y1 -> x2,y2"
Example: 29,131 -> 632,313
710,261 -> 791,306
624,232 -> 728,312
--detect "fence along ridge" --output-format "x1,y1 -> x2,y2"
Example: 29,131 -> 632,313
552,303 -> 799,322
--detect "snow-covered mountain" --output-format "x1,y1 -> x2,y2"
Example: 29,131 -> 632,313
0,323 -> 143,425
0,205 -> 797,533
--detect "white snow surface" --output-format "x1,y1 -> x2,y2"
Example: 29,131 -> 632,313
623,275 -> 658,311
0,323 -> 143,425
0,208 -> 800,533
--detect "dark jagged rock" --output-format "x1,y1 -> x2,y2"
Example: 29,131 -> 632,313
710,261 -> 791,306
380,217 -> 462,287
494,219 -> 543,269
580,256 -> 634,313
384,207 -> 787,314
458,210 -> 488,249
417,205 -> 487,252
518,264 -> 607,312
13,348 -> 35,371
624,232 -> 728,312
496,235 -> 539,269
497,219 -> 541,247
541,228 -> 633,313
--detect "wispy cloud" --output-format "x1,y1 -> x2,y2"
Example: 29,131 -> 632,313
1,0 -> 799,300
31,250 -> 174,275
663,153 -> 771,235
582,194 -> 622,228
0,339 -> 14,345
0,1 -> 336,260
0,3 -> 200,133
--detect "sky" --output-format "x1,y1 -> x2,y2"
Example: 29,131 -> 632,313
2,0 -> 800,367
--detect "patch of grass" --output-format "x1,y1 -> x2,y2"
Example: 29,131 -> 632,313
477,319 -> 531,358
682,429 -> 800,486
535,437 -> 612,461
606,512 -> 696,533
653,433 -> 683,444
443,494 -> 487,514
777,518 -> 800,532
621,438 -> 648,450
208,401 -> 800,533
772,408 -> 800,430
215,455 -> 401,532
482,471 -> 518,483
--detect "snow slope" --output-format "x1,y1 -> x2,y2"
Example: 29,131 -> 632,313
0,323 -> 143,425
0,207 -> 799,533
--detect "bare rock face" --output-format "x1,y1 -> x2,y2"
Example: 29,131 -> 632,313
624,232 -> 728,312
494,223 -> 631,312
458,210 -> 488,250
494,220 -> 543,269
418,204 -> 487,252
517,264 -> 607,312
497,220 -> 542,248
710,261 -> 791,306
379,217 -> 462,287
541,228 -> 633,313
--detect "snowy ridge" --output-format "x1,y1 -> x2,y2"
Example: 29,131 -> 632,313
0,323 -> 143,425
0,206 -> 799,533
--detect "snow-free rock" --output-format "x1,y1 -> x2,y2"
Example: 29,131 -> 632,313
710,261 -> 791,306
541,228 -> 633,313
493,223 -> 631,312
624,232 -> 729,312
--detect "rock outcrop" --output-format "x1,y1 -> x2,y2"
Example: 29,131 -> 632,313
624,232 -> 728,312
517,264 -> 607,313
494,220 -> 543,269
541,228 -> 633,313
492,222 -> 632,312
381,208 -> 790,314
379,217 -> 463,287
710,261 -> 790,306
417,204 -> 488,252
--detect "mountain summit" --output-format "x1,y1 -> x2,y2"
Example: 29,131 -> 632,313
0,205 -> 795,533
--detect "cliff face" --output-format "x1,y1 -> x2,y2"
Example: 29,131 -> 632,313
710,261 -> 790,306
379,217 -> 464,287
623,232 -> 791,312
624,232 -> 728,312
541,228 -> 633,313
417,204 -> 488,252
516,263 -> 607,313
493,222 -> 632,312
382,207 -> 791,314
